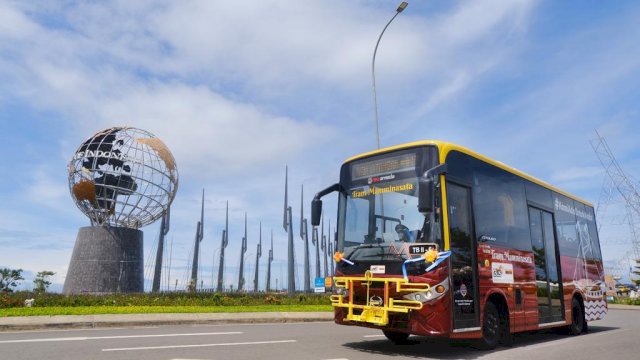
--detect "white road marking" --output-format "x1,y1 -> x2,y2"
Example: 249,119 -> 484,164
102,339 -> 297,352
0,327 -> 128,334
190,321 -> 332,328
0,336 -> 87,343
0,331 -> 241,344
363,334 -> 385,338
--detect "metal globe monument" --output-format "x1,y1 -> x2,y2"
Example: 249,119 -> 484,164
63,126 -> 178,294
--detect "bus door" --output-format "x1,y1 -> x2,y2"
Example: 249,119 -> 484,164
528,207 -> 564,324
447,182 -> 480,330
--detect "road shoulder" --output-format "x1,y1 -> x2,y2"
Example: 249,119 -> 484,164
0,311 -> 334,331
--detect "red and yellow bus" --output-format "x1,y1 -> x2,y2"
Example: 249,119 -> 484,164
311,140 -> 606,348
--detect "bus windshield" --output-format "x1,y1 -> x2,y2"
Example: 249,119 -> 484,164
338,147 -> 441,262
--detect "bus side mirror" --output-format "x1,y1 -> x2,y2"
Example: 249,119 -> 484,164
418,177 -> 434,213
311,199 -> 322,226
418,164 -> 447,214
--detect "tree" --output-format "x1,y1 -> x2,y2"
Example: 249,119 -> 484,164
33,271 -> 55,293
0,268 -> 24,293
633,260 -> 640,287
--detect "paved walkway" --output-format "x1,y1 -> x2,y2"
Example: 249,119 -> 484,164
0,305 -> 636,331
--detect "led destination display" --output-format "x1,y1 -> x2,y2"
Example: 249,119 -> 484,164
351,153 -> 416,180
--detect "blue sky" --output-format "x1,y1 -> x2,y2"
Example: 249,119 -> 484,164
1,0 -> 639,291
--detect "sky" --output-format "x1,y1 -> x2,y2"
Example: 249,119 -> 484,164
1,0 -> 639,292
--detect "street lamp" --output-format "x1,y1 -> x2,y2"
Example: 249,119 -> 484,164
372,1 -> 408,149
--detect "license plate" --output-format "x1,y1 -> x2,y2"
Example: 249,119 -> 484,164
409,244 -> 436,255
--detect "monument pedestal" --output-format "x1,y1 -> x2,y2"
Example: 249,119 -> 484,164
63,226 -> 143,294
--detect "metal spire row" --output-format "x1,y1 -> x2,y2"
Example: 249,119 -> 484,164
254,222 -> 262,292
266,229 -> 274,291
151,207 -> 170,292
188,189 -> 205,291
283,166 -> 296,293
216,201 -> 229,292
151,169 -> 336,293
300,185 -> 311,292
238,212 -> 248,291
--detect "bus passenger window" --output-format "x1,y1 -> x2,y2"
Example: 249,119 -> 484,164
471,162 -> 530,250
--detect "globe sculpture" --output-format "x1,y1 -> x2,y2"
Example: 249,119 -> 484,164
63,126 -> 178,294
68,126 -> 178,228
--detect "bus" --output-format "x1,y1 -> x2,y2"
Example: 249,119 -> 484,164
311,140 -> 606,348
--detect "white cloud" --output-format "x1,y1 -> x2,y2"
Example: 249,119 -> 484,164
0,4 -> 337,179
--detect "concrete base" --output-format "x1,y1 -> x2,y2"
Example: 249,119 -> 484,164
63,226 -> 143,294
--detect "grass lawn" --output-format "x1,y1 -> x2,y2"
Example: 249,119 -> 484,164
0,304 -> 333,317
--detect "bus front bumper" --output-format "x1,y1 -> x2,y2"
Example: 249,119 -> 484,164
330,272 -> 431,327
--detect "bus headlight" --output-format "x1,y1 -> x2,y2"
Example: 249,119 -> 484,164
335,287 -> 349,297
403,277 -> 449,303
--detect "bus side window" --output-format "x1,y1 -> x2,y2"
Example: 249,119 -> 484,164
471,162 -> 530,250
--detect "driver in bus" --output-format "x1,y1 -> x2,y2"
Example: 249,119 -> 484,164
395,223 -> 415,242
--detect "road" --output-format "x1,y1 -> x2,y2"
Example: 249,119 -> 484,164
1,309 -> 638,360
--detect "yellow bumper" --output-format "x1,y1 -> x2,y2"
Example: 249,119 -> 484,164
330,271 -> 430,326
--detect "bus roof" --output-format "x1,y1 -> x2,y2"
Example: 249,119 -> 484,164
343,140 -> 593,207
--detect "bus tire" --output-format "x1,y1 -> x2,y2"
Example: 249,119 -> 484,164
382,330 -> 410,344
479,301 -> 501,350
569,297 -> 586,335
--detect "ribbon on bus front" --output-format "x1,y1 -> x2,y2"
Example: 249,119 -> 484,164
402,250 -> 451,279
334,251 -> 355,266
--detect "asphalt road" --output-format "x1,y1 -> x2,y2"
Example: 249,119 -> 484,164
1,309 -> 638,360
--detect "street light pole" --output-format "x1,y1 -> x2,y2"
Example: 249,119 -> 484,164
372,1 -> 408,149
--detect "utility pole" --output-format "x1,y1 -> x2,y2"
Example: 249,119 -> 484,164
266,229 -> 274,292
312,226 -> 320,280
329,223 -> 335,277
300,185 -> 311,292
189,189 -> 204,291
152,207 -> 170,292
322,213 -> 328,277
254,222 -> 262,292
283,166 -> 296,293
216,201 -> 229,292
238,212 -> 248,291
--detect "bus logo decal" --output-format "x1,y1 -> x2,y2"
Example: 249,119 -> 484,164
491,262 -> 514,284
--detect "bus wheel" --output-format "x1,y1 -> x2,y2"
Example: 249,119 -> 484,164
382,330 -> 410,344
479,302 -> 501,350
569,298 -> 585,335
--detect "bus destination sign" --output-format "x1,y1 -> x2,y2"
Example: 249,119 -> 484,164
351,153 -> 416,181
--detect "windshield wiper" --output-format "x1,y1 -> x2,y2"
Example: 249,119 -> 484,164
356,254 -> 404,259
356,243 -> 380,248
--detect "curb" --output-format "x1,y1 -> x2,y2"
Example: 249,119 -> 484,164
0,312 -> 335,331
607,304 -> 640,311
